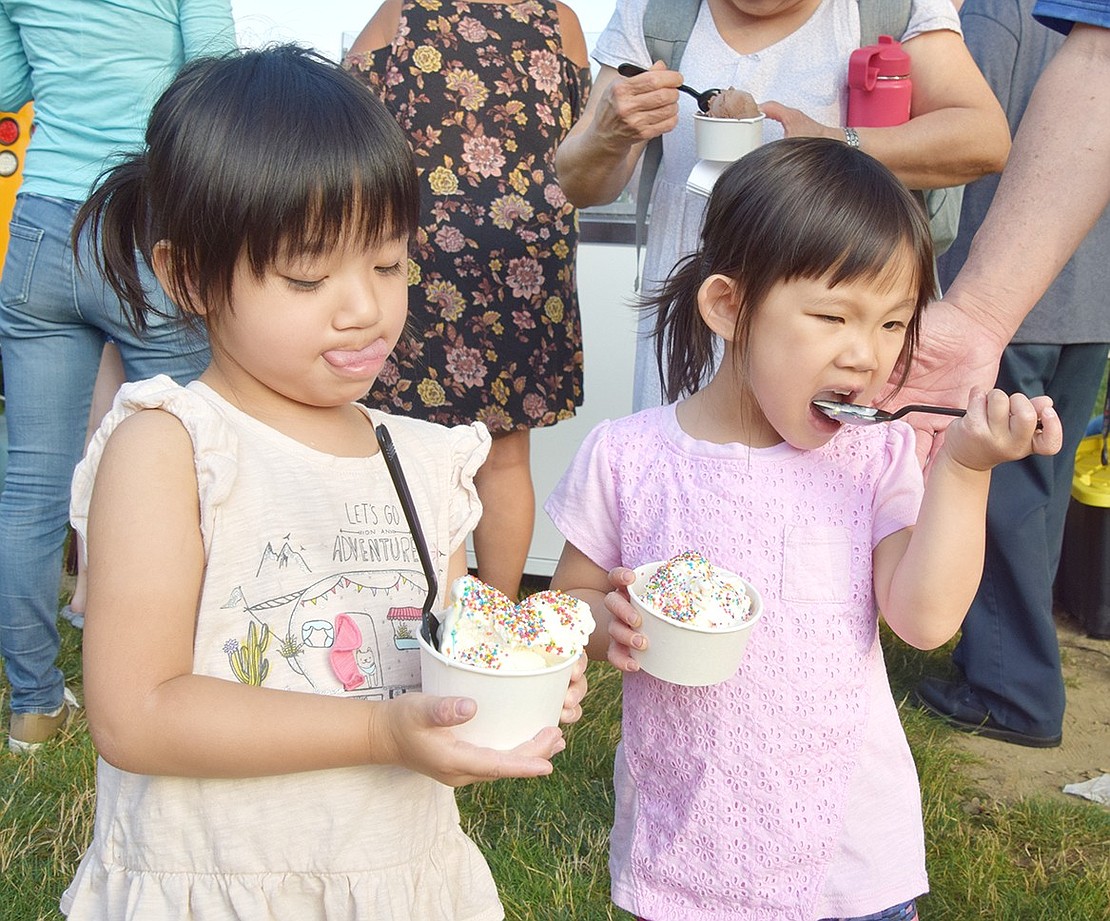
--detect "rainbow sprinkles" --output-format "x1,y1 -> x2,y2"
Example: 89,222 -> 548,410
639,550 -> 755,629
438,576 -> 595,672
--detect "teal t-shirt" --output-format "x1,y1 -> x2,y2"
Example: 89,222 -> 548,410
0,0 -> 235,201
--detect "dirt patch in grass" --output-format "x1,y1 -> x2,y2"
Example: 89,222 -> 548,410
949,611 -> 1110,806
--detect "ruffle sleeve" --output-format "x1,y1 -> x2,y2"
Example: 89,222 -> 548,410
445,421 -> 491,552
69,375 -> 238,560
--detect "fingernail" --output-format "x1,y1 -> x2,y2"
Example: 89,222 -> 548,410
633,635 -> 645,650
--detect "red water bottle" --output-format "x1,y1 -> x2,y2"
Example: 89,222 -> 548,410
847,35 -> 911,127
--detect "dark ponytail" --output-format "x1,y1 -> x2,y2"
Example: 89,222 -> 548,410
648,253 -> 715,404
74,154 -> 162,332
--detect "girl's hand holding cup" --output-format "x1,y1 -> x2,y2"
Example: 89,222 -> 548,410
604,566 -> 644,672
377,692 -> 566,787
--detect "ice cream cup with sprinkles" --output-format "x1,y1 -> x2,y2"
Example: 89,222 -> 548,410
418,576 -> 593,750
627,551 -> 763,686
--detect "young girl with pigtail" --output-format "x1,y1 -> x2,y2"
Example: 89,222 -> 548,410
63,45 -> 584,920
547,138 -> 1060,921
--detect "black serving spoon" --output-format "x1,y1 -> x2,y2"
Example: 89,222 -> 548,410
375,424 -> 441,649
617,62 -> 721,112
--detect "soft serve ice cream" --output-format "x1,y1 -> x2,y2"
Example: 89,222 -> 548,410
629,551 -> 763,686
637,550 -> 755,629
438,575 -> 594,672
419,576 -> 593,748
689,92 -> 764,196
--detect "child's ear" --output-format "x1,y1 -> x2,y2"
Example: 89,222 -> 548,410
697,274 -> 741,339
151,240 -> 205,316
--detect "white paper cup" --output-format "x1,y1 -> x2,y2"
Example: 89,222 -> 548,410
627,561 -> 763,686
418,632 -> 576,750
693,112 -> 765,162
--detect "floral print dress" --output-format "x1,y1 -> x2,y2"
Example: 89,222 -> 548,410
345,0 -> 591,432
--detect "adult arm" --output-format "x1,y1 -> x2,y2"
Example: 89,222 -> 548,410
942,23 -> 1110,345
82,410 -> 562,784
762,28 -> 1012,188
901,23 -> 1110,460
346,0 -> 403,56
554,61 -> 683,207
178,0 -> 237,58
0,6 -> 32,113
556,1 -> 590,69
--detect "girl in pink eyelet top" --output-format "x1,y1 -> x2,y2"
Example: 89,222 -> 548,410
546,138 -> 1062,921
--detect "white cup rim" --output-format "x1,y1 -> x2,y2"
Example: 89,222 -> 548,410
693,111 -> 765,125
417,630 -> 579,678
628,562 -> 764,635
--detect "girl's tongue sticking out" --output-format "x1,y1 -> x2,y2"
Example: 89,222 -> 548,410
324,340 -> 390,377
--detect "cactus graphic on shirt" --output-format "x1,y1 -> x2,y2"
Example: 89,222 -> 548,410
224,621 -> 272,686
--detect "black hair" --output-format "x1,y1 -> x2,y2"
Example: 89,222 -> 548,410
75,44 -> 420,329
647,137 -> 936,403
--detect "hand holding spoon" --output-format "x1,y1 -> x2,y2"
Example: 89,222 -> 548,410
617,62 -> 721,112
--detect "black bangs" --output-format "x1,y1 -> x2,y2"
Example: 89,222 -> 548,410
144,44 -> 420,314
647,137 -> 937,402
704,139 -> 935,313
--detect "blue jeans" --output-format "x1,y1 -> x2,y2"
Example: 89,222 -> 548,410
954,341 -> 1109,737
638,899 -> 918,921
0,192 -> 209,715
820,898 -> 918,920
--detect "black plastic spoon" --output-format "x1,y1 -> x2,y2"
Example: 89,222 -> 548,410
375,424 -> 441,649
617,62 -> 720,112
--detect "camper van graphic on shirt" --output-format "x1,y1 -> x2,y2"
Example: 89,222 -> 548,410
219,530 -> 433,700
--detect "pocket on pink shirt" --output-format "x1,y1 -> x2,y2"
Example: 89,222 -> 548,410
781,524 -> 852,603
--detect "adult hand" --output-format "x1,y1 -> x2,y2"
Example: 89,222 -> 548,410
894,296 -> 1007,467
603,566 -> 644,673
590,60 -> 683,148
380,693 -> 564,786
759,101 -> 838,140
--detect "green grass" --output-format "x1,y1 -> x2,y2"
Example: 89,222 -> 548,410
2,614 -> 1108,920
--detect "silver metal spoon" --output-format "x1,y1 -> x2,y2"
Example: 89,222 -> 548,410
617,62 -> 721,113
814,400 -> 1044,431
813,400 -> 966,425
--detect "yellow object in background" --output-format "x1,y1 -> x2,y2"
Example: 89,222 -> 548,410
1071,433 -> 1110,508
0,102 -> 33,281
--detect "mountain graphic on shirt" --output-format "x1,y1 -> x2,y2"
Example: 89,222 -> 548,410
256,538 -> 311,577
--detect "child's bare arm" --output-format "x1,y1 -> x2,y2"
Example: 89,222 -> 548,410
550,543 -> 643,670
875,388 -> 1062,649
83,410 -> 562,785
